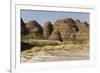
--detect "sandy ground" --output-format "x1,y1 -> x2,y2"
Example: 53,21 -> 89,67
21,48 -> 89,63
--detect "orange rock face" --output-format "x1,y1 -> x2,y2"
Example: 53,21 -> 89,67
53,18 -> 79,40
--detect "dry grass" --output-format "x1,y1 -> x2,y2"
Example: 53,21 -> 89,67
27,43 -> 89,53
21,39 -> 89,63
22,39 -> 62,47
21,38 -> 89,53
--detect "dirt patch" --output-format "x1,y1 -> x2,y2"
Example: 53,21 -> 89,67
21,48 -> 89,63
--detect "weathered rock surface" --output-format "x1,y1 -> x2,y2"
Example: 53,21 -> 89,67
21,18 -> 28,35
53,18 -> 79,40
49,29 -> 63,42
43,21 -> 53,38
25,20 -> 43,38
75,19 -> 89,40
21,17 -> 89,41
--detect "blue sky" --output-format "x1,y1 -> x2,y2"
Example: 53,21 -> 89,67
21,10 -> 90,26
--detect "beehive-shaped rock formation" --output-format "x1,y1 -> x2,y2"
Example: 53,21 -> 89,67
53,18 -> 79,40
25,20 -> 43,38
21,18 -> 28,35
49,29 -> 63,42
43,21 -> 53,38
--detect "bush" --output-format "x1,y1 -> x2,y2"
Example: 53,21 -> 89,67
31,47 -> 41,52
42,46 -> 54,51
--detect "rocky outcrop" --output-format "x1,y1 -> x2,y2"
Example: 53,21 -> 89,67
43,21 -> 53,38
25,20 -> 43,38
21,18 -> 28,35
75,19 -> 89,40
82,22 -> 89,27
53,18 -> 79,40
49,29 -> 63,42
21,17 -> 89,41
